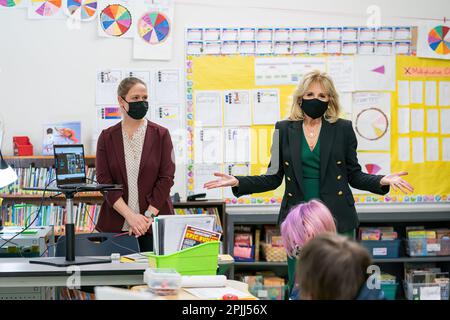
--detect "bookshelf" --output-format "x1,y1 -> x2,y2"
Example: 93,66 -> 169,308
226,203 -> 450,300
1,156 -> 227,242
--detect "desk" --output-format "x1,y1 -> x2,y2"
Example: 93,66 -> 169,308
129,280 -> 255,300
0,254 -> 234,288
0,257 -> 146,288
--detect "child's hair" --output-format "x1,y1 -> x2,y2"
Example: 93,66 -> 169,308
297,233 -> 372,300
280,199 -> 337,257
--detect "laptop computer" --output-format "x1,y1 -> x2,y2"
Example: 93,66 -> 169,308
54,144 -> 116,190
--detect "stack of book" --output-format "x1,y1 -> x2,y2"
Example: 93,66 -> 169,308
407,227 -> 450,256
359,227 -> 398,241
174,207 -> 222,233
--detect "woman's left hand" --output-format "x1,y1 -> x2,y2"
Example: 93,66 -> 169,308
380,171 -> 414,194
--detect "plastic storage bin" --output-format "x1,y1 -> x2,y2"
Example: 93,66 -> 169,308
404,281 -> 450,300
143,268 -> 182,296
13,136 -> 33,156
248,285 -> 287,300
146,241 -> 220,275
381,283 -> 398,300
405,238 -> 450,257
360,240 -> 401,258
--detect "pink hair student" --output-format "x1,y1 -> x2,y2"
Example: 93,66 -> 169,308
281,199 -> 337,258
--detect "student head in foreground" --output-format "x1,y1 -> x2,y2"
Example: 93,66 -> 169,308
280,199 -> 337,295
296,233 -> 384,300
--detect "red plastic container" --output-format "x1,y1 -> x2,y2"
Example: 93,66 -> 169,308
13,136 -> 33,156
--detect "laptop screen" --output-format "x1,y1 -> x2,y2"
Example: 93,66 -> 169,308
54,144 -> 86,185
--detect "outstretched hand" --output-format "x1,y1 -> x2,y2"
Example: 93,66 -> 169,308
380,171 -> 414,194
203,172 -> 239,189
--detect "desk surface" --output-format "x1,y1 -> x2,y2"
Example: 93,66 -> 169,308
0,255 -> 235,288
0,257 -> 145,277
0,257 -> 147,287
130,280 -> 255,300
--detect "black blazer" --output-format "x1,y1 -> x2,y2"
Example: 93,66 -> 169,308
232,118 -> 390,233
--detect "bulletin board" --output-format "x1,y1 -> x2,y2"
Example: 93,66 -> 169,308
184,26 -> 450,205
388,55 -> 450,203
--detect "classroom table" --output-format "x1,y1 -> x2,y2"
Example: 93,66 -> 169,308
0,254 -> 234,287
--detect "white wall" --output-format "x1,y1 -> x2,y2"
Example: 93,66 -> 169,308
1,0 -> 449,198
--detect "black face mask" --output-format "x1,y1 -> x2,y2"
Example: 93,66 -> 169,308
121,97 -> 149,120
301,98 -> 329,119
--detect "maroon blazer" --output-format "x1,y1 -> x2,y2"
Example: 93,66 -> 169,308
95,120 -> 175,233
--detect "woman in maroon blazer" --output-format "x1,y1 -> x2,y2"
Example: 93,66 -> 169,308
95,77 -> 175,251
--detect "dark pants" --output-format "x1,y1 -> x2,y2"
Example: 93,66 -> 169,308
138,233 -> 154,252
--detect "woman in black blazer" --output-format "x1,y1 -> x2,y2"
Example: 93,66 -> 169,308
204,70 -> 413,290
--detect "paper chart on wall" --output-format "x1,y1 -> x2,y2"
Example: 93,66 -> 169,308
326,56 -> 355,92
96,70 -> 123,105
28,0 -> 65,19
194,91 -> 222,127
290,57 -> 327,84
223,90 -> 252,126
254,57 -> 291,86
193,163 -> 222,199
252,89 -> 280,125
95,106 -> 122,135
354,55 -> 396,91
417,23 -> 450,60
439,81 -> 450,106
155,69 -> 180,103
153,104 -> 181,131
254,57 -> 326,86
194,127 -> 223,164
352,92 -> 391,151
97,0 -> 134,38
351,152 -> 390,195
224,127 -> 250,163
133,3 -> 173,60
223,163 -> 250,199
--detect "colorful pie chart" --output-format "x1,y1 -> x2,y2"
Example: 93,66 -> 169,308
138,11 -> 171,44
66,0 -> 97,20
428,25 -> 450,55
355,108 -> 389,141
32,0 -> 62,16
365,163 -> 382,175
100,4 -> 131,37
0,0 -> 22,7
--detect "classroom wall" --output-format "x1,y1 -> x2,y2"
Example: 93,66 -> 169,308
1,0 -> 449,199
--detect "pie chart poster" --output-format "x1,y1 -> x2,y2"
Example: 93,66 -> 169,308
351,152 -> 391,195
418,22 -> 450,60
352,92 -> 391,151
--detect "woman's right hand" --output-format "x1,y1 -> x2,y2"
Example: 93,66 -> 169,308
126,213 -> 150,237
203,172 -> 239,189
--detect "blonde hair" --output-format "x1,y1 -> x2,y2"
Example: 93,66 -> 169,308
288,70 -> 341,123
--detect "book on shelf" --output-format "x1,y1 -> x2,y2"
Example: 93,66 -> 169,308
264,225 -> 281,246
174,206 -> 223,234
254,228 -> 261,261
233,225 -> 254,261
178,224 -> 221,251
0,202 -> 100,234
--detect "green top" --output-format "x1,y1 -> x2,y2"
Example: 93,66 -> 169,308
287,130 -> 322,295
301,129 -> 321,201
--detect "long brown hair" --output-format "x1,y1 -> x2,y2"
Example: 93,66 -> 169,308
297,233 -> 372,300
288,70 -> 341,123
